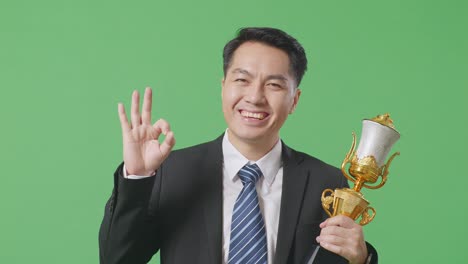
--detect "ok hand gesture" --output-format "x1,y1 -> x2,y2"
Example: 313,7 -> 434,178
118,88 -> 175,176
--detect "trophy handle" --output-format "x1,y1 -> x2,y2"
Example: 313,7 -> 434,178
341,132 -> 357,184
321,189 -> 335,217
363,151 -> 400,189
359,206 -> 376,226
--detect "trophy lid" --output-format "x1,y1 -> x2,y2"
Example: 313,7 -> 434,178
365,113 -> 399,133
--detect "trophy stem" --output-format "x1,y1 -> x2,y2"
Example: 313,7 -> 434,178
353,178 -> 365,192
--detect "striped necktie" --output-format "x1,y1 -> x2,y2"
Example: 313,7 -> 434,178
228,163 -> 268,264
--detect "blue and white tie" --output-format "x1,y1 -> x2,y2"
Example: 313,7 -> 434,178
228,163 -> 268,264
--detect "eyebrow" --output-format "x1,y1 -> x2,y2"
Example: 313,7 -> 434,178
231,68 -> 289,82
266,74 -> 288,82
231,68 -> 254,77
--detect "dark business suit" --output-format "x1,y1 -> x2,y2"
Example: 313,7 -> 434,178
99,134 -> 377,263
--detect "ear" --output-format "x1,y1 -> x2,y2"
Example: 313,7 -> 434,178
289,88 -> 301,114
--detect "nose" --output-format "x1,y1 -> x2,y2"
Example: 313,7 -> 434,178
245,82 -> 266,104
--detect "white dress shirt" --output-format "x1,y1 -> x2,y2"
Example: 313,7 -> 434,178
124,131 -> 284,264
222,133 -> 283,264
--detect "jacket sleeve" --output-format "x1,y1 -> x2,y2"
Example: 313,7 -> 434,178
99,163 -> 162,264
365,242 -> 378,264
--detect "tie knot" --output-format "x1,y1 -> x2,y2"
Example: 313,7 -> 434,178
238,164 -> 262,185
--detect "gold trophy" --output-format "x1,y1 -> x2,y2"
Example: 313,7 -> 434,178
321,114 -> 400,225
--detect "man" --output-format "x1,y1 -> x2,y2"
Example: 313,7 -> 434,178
99,27 -> 377,264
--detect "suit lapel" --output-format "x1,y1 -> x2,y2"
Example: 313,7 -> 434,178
274,143 -> 309,264
201,135 -> 224,263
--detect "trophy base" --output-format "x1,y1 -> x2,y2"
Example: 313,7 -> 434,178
322,188 -> 376,225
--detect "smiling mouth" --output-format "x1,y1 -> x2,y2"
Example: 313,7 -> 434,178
240,110 -> 268,120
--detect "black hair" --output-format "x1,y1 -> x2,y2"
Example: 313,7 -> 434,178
223,27 -> 308,87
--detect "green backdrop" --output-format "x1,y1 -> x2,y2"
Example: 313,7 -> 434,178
1,0 -> 467,263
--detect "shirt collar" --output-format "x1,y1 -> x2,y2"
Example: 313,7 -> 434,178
222,130 -> 282,186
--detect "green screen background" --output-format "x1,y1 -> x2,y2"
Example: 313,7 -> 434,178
1,0 -> 467,263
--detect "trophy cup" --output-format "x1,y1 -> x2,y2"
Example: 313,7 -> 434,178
321,113 -> 400,225
305,114 -> 400,264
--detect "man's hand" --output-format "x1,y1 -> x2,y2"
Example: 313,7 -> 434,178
118,87 -> 176,176
316,215 -> 368,264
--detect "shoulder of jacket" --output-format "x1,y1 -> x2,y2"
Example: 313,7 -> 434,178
283,144 -> 342,176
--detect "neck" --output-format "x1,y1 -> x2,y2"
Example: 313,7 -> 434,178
227,130 -> 279,161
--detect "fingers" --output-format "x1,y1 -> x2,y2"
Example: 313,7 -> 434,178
318,237 -> 366,264
319,215 -> 363,239
160,130 -> 176,157
317,240 -> 350,260
131,90 -> 141,128
152,119 -> 175,157
152,118 -> 171,139
121,89 -> 174,158
316,233 -> 346,246
320,215 -> 355,228
118,103 -> 131,133
141,87 -> 153,125
319,225 -> 346,236
318,215 -> 367,264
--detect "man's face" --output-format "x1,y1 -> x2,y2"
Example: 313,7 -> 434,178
222,41 -> 301,148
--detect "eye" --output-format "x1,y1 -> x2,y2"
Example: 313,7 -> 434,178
267,83 -> 283,89
235,78 -> 247,83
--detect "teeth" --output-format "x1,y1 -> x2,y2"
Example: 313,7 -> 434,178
241,110 -> 266,120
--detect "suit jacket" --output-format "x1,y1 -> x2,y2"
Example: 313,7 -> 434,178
99,134 -> 378,264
